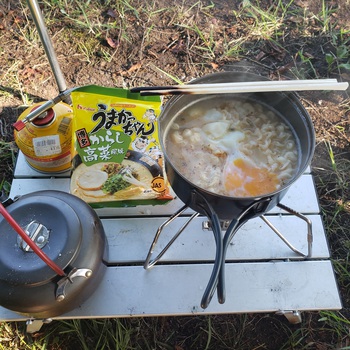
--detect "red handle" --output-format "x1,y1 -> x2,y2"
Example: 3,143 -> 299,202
13,120 -> 26,131
0,202 -> 66,276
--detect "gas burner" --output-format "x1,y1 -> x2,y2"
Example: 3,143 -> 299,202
144,202 -> 313,308
144,203 -> 312,270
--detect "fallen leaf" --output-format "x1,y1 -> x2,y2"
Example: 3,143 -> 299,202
288,15 -> 304,24
13,16 -> 23,24
127,62 -> 142,73
340,72 -> 350,80
147,50 -> 158,59
294,0 -> 307,8
21,67 -> 38,78
107,8 -> 118,18
170,39 -> 187,55
106,36 -> 118,49
274,62 -> 294,74
210,62 -> 219,69
120,62 -> 142,75
268,41 -> 284,53
256,50 -> 266,61
302,52 -> 314,59
175,346 -> 184,350
264,41 -> 286,61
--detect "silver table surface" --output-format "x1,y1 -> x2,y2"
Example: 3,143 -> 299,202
0,152 -> 342,322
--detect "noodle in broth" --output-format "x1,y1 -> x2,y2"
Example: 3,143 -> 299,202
165,98 -> 299,197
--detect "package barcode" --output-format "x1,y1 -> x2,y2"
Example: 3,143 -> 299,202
34,139 -> 57,147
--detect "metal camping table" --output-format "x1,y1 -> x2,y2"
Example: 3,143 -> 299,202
2,0 -> 341,333
0,152 -> 342,332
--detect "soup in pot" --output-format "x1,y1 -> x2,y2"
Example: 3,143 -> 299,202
165,97 -> 299,197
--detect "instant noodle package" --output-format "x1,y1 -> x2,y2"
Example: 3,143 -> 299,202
70,85 -> 172,207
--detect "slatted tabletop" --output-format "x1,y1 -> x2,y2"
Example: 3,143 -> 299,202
0,152 -> 342,324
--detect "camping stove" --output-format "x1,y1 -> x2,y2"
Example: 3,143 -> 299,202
144,202 -> 313,269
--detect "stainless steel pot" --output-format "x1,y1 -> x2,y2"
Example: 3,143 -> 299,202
0,190 -> 107,318
158,72 -> 316,308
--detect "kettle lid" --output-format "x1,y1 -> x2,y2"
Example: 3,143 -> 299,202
0,194 -> 82,284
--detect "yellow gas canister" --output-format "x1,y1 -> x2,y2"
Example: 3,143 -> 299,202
14,101 -> 73,173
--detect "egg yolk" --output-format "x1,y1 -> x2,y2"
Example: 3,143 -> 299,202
224,158 -> 279,197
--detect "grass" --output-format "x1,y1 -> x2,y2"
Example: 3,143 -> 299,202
0,141 -> 16,197
326,38 -> 350,74
311,141 -> 350,348
176,22 -> 216,59
0,0 -> 350,348
238,0 -> 294,40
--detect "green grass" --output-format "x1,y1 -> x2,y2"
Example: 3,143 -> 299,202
238,0 -> 294,40
326,36 -> 350,74
0,141 -> 16,197
176,22 -> 216,59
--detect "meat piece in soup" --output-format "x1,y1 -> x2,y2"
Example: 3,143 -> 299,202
165,98 -> 299,197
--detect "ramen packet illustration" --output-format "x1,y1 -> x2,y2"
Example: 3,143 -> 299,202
70,85 -> 173,207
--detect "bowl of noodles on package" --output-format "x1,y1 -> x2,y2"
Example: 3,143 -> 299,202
70,85 -> 173,207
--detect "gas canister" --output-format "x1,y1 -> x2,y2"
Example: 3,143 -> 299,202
14,101 -> 73,173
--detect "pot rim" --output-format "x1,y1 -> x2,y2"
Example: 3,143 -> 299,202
159,72 -> 316,201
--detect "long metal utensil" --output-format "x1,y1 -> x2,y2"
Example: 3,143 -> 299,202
27,0 -> 71,104
131,79 -> 349,96
13,88 -> 76,131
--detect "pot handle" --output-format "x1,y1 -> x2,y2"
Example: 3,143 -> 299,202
217,217 -> 254,304
217,198 -> 273,304
189,190 -> 223,309
216,218 -> 241,304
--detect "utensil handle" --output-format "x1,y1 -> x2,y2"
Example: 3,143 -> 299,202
27,0 -> 70,99
13,88 -> 74,131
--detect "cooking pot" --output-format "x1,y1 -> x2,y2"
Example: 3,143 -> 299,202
158,71 -> 315,308
0,190 -> 107,318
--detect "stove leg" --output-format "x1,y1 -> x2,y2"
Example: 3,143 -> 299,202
26,318 -> 52,333
144,205 -> 199,269
276,310 -> 302,324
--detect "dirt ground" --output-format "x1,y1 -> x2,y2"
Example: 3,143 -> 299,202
1,1 -> 349,177
0,0 -> 350,348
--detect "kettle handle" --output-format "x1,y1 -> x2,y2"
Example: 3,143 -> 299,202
0,190 -> 13,207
